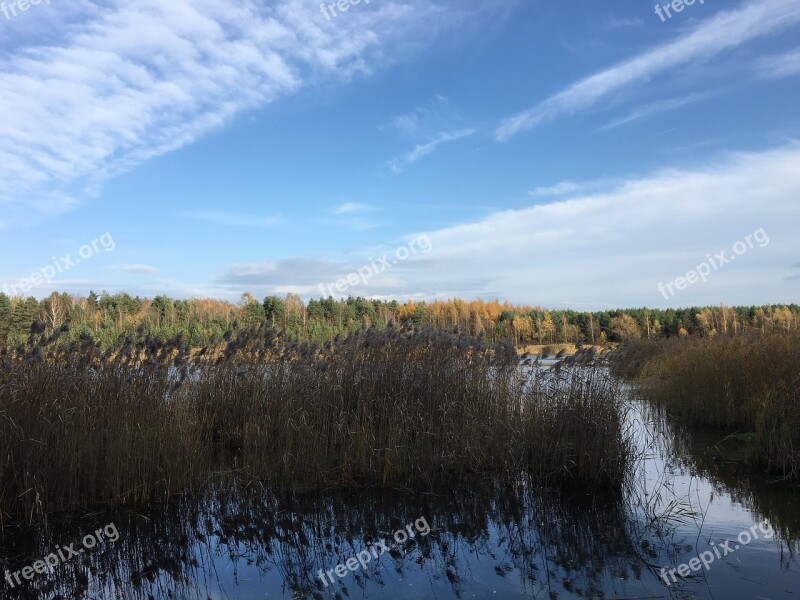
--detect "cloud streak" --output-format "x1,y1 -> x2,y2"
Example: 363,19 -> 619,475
331,202 -> 371,215
597,91 -> 716,131
388,128 -> 475,173
753,46 -> 800,80
495,0 -> 800,141
113,264 -> 160,274
529,180 -> 610,198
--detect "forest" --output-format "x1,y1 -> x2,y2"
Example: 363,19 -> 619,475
1,290 -> 797,348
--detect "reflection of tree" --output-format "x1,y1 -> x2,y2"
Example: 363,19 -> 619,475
0,479 -> 654,600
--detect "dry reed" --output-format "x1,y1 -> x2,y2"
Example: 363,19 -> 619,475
0,324 -> 633,524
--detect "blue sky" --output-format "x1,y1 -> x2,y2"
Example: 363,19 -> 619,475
1,0 -> 799,309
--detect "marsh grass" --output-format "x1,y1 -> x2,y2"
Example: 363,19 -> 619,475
612,331 -> 800,480
521,366 -> 632,486
0,324 -> 632,524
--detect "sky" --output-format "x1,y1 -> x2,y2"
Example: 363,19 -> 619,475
0,0 -> 799,310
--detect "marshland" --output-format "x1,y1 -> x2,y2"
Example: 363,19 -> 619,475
0,299 -> 799,598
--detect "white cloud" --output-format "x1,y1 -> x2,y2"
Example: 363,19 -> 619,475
419,145 -> 800,306
381,95 -> 457,137
112,264 -> 160,273
495,0 -> 800,141
388,128 -> 475,173
597,91 -> 716,131
530,180 -> 607,198
753,46 -> 800,79
325,203 -> 380,230
216,145 -> 800,307
0,0 -> 485,225
23,146 -> 797,306
606,17 -> 644,29
331,202 -> 371,215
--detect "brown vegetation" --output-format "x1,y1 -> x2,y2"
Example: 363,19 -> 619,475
612,331 -> 800,480
0,324 -> 632,525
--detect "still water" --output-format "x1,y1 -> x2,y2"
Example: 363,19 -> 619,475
1,396 -> 798,599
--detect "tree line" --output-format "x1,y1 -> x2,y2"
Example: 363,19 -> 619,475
0,291 -> 797,348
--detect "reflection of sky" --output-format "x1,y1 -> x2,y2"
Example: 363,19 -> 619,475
630,399 -> 799,598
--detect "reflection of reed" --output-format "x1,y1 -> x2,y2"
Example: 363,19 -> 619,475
0,480 -> 647,600
0,498 -> 204,599
658,409 -> 800,549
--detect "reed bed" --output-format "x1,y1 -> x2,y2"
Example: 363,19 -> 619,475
612,331 -> 800,480
0,324 -> 632,524
521,366 -> 632,486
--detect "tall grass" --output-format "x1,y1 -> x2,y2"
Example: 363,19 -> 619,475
0,325 -> 632,523
521,366 -> 631,485
612,331 -> 800,480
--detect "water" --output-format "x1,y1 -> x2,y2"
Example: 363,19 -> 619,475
1,392 -> 798,599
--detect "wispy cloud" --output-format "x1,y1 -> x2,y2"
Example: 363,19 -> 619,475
606,16 -> 644,29
597,91 -> 716,131
112,264 -> 160,274
381,95 -> 457,137
495,0 -> 800,141
0,0 -> 482,225
185,210 -> 282,227
220,258 -> 342,288
529,179 -> 615,198
388,128 -> 475,173
217,247 -> 438,297
331,202 -> 372,215
326,202 -> 378,230
321,202 -> 381,231
753,46 -> 800,79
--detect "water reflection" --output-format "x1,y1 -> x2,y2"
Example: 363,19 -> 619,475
2,402 -> 799,599
656,404 -> 800,548
1,477 -> 662,600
